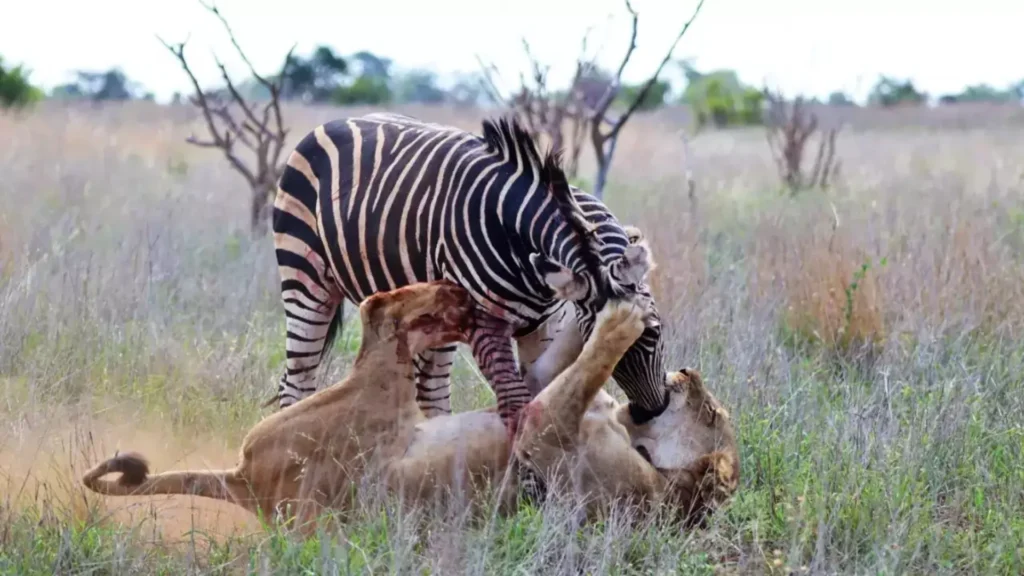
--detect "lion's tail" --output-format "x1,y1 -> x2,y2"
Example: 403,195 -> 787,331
81,451 -> 248,504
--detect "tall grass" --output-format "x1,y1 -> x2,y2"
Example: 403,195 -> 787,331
1,101 -> 1022,574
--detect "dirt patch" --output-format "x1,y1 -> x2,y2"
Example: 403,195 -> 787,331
0,403 -> 264,547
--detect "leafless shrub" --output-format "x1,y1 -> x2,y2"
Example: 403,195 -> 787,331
764,88 -> 842,194
478,38 -> 595,179
479,0 -> 705,199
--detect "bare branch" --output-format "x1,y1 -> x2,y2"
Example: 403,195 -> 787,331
158,3 -> 292,234
614,0 -> 639,81
199,1 -> 272,89
213,107 -> 256,151
606,0 -> 706,141
585,0 -> 706,198
184,136 -> 224,149
266,44 -> 295,166
474,54 -> 508,104
589,0 -> 639,123
158,37 -> 258,184
212,55 -> 271,141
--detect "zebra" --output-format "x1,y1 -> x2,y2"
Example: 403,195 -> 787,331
270,112 -> 669,433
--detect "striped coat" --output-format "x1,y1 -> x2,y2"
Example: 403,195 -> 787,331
271,113 -> 667,429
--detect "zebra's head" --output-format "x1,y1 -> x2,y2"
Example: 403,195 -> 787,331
529,174 -> 668,423
529,224 -> 666,420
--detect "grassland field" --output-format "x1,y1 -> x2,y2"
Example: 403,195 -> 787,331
0,101 -> 1022,575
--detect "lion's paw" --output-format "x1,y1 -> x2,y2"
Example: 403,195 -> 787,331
593,298 -> 646,345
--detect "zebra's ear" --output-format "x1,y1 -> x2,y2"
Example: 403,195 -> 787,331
623,225 -> 644,245
614,238 -> 656,286
530,253 -> 589,301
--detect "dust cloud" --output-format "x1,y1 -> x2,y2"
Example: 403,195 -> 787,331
0,404 -> 264,548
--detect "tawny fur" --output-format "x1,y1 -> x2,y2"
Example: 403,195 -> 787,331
512,300 -> 739,525
82,281 -> 739,534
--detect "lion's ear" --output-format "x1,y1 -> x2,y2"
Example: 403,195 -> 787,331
530,253 -> 589,301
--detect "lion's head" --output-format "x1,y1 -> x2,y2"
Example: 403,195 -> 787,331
617,368 -> 740,526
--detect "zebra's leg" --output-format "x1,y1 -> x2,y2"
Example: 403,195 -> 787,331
277,294 -> 342,409
413,344 -> 457,417
467,316 -> 531,436
273,236 -> 344,409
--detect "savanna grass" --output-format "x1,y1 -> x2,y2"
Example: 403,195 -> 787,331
1,101 -> 1022,574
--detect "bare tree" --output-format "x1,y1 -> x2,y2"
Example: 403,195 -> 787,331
478,0 -> 705,199
158,1 -> 294,235
764,87 -> 841,194
585,0 -> 704,199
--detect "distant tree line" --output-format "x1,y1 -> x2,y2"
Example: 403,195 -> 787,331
50,68 -> 155,101
273,46 -> 486,107
678,69 -> 1024,130
2,48 -> 1024,116
0,56 -> 44,108
169,46 -> 486,108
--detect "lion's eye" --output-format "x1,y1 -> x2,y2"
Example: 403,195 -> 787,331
635,444 -> 653,463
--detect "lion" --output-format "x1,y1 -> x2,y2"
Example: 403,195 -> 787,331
81,280 -> 738,533
511,300 -> 739,525
516,274 -> 739,524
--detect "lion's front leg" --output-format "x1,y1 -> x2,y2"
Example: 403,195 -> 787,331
517,299 -> 648,450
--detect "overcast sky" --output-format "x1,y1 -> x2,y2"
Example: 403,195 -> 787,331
1,0 -> 1019,103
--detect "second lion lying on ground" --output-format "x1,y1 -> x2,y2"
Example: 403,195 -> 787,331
82,280 -> 738,533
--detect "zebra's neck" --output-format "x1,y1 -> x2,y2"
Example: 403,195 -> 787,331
423,117 -> 612,330
470,119 -> 598,303
510,182 -> 597,300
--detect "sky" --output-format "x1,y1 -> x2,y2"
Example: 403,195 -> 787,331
1,0 -> 1021,104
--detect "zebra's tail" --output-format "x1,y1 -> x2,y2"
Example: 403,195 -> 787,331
81,451 -> 247,504
319,304 -> 346,366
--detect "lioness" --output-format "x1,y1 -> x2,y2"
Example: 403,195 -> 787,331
82,280 -> 738,533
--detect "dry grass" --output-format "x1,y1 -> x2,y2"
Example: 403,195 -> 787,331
1,100 -> 1023,574
752,210 -> 886,353
0,409 -> 262,543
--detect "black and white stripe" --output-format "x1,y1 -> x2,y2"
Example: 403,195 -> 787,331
270,112 -> 666,426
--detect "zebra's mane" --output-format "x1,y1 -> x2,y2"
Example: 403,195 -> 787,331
480,116 -> 609,302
